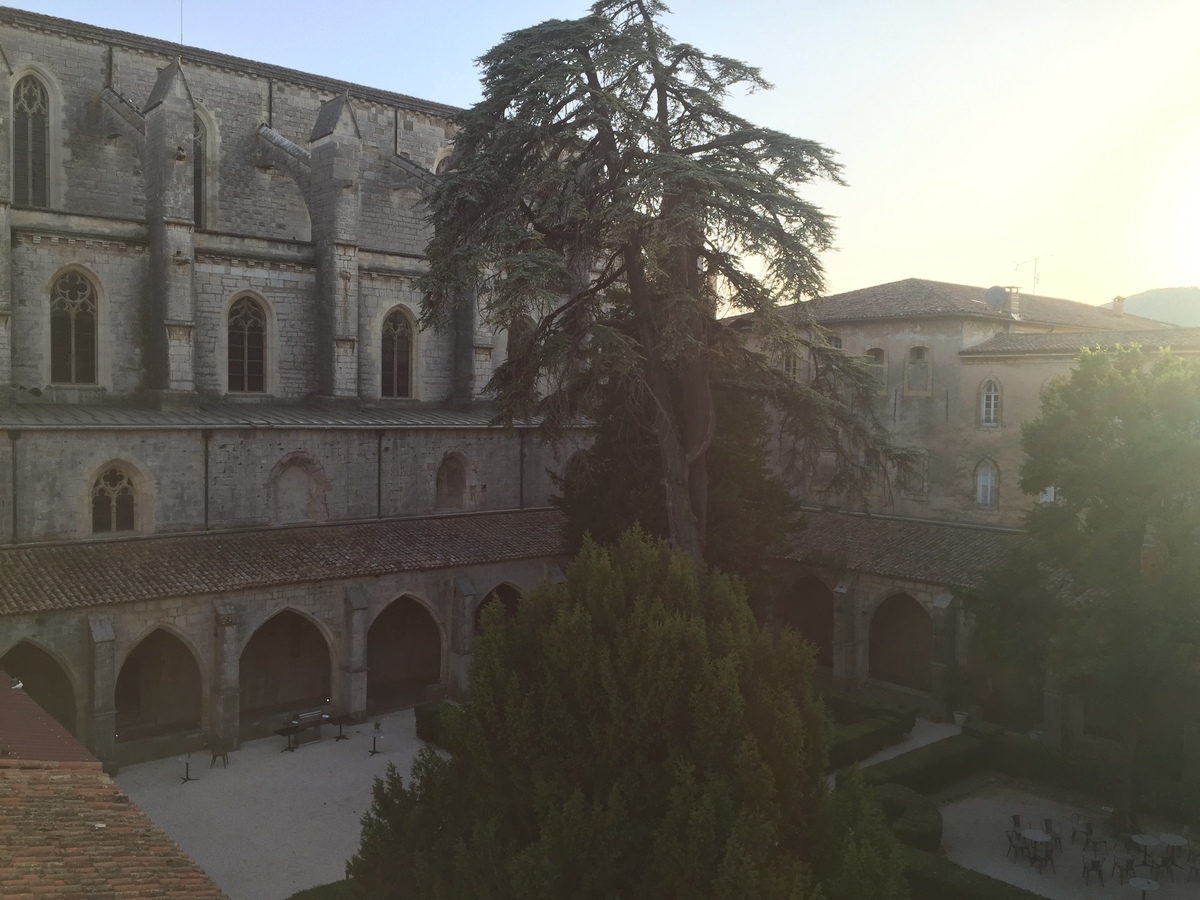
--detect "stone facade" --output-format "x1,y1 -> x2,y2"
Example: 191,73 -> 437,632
0,8 -> 585,771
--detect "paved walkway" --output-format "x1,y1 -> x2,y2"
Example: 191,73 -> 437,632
116,709 -> 423,900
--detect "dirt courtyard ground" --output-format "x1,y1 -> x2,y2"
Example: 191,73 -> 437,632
117,709 -> 422,900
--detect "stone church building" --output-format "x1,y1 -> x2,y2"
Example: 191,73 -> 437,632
0,7 -> 579,770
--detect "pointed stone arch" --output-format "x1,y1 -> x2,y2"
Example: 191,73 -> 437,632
239,608 -> 332,722
366,595 -> 444,713
0,639 -> 79,734
777,574 -> 835,668
436,452 -> 467,510
868,592 -> 933,692
474,582 -> 521,637
115,627 -> 203,742
268,451 -> 330,524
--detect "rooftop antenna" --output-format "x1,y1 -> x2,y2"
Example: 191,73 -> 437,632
1012,255 -> 1054,296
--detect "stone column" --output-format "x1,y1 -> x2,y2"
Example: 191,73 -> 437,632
448,575 -> 477,697
88,615 -> 117,772
831,579 -> 860,692
930,593 -> 958,720
212,601 -> 241,749
143,60 -> 197,401
343,586 -> 369,721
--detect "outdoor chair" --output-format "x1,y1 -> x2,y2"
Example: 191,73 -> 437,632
1034,841 -> 1057,874
1081,853 -> 1104,885
1070,813 -> 1092,846
1042,817 -> 1063,851
1187,854 -> 1199,881
1081,823 -> 1107,856
1006,830 -> 1028,862
1150,847 -> 1174,882
1110,841 -> 1136,884
1011,813 -> 1029,831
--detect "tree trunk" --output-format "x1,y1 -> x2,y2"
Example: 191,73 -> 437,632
623,240 -> 703,561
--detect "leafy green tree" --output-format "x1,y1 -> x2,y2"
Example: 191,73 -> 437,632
968,347 -> 1200,830
347,531 -> 908,900
421,0 -> 911,561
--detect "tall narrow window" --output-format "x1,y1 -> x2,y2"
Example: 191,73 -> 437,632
192,114 -> 206,229
228,296 -> 266,392
50,272 -> 97,384
906,346 -> 931,393
13,75 -> 49,209
975,461 -> 998,509
981,379 -> 1001,426
381,308 -> 413,398
436,456 -> 466,509
92,467 -> 135,533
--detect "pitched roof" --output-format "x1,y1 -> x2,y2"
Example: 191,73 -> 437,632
0,509 -> 566,616
0,686 -> 227,899
960,326 -> 1200,357
785,278 -> 1165,331
782,510 -> 1024,588
0,401 -> 541,431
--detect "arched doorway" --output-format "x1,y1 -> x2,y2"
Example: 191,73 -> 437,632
474,583 -> 520,637
777,575 -> 835,667
869,594 -> 933,692
115,630 -> 202,743
366,597 -> 442,713
967,629 -> 1043,731
1,641 -> 77,734
239,610 -> 331,722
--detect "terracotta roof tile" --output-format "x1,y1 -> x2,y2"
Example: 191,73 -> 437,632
0,509 -> 566,616
783,510 -> 1023,587
960,326 -> 1200,356
0,687 -> 227,898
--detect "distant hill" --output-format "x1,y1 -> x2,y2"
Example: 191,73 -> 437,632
1106,287 -> 1200,326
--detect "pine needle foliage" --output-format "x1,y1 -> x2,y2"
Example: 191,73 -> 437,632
347,531 -> 908,900
421,1 -> 915,558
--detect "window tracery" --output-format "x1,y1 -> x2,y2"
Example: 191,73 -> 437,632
92,467 -> 135,533
13,75 -> 49,208
50,272 -> 97,384
228,296 -> 266,392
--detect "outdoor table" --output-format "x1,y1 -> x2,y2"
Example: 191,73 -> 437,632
1020,829 -> 1052,866
330,714 -> 355,742
1158,833 -> 1186,866
1127,876 -> 1158,899
1131,834 -> 1160,867
275,724 -> 301,753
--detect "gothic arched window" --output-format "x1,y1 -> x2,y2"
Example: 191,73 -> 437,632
13,75 -> 49,209
381,308 -> 413,398
975,460 -> 999,509
228,296 -> 266,393
192,114 -> 206,229
50,271 -> 97,384
92,466 -> 135,533
981,379 -> 1001,426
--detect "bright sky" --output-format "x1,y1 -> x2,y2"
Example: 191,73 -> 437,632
10,0 -> 1200,303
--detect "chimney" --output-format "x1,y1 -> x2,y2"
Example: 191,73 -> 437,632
1112,296 -> 1125,317
1004,286 -> 1020,318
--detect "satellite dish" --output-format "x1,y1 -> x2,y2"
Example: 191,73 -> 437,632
984,286 -> 1008,307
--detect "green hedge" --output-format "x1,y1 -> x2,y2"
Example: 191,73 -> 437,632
826,692 -> 918,735
828,716 -> 907,770
861,734 -> 988,793
414,700 -> 452,747
900,846 -> 1048,900
872,783 -> 943,852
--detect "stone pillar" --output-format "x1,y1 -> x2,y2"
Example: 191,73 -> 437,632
88,615 -> 117,772
308,94 -> 362,401
831,578 -> 859,692
448,575 -> 477,697
452,286 -> 478,403
343,586 -> 369,721
212,601 -> 241,749
143,60 -> 197,400
930,593 -> 958,719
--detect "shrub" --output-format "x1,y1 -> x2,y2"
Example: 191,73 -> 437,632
861,734 -> 988,793
827,692 -> 917,734
828,717 -> 906,770
413,700 -> 452,747
871,782 -> 942,852
900,846 -> 1048,900
961,719 -> 1003,741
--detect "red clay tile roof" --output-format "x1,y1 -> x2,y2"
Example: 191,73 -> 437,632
960,326 -> 1200,357
0,687 -> 227,899
0,671 -> 95,764
783,510 -> 1024,587
778,278 -> 1166,331
0,509 -> 566,616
